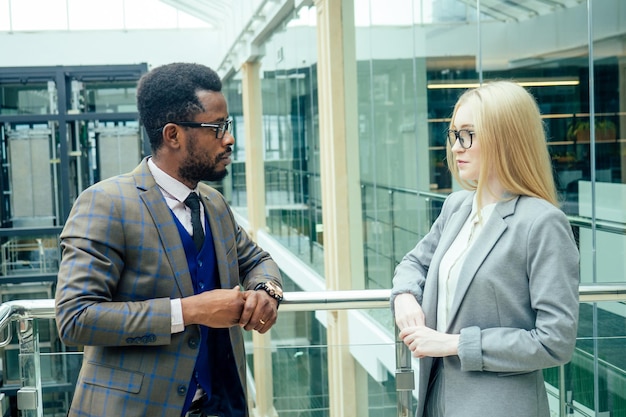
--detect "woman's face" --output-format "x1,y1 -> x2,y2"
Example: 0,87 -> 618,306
450,103 -> 481,182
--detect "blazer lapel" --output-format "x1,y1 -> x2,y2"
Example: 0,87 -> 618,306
446,196 -> 519,329
133,159 -> 194,297
422,193 -> 474,327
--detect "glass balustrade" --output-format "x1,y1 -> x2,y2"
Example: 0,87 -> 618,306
0,287 -> 624,417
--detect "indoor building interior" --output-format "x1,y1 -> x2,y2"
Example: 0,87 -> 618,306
0,0 -> 625,416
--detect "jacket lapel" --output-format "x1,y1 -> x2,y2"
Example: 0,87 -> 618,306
446,196 -> 519,329
133,158 -> 194,297
422,193 -> 474,327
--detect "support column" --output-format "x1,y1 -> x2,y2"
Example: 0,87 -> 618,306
251,331 -> 276,417
314,0 -> 364,415
241,61 -> 268,235
618,57 -> 626,183
241,61 -> 275,417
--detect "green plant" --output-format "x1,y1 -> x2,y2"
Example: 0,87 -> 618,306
567,119 -> 616,142
567,120 -> 589,140
596,119 -> 616,131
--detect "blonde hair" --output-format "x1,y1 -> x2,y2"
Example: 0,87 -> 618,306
446,81 -> 558,207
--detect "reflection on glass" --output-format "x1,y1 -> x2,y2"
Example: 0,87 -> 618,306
0,84 -> 54,115
221,77 -> 246,206
0,235 -> 61,276
545,301 -> 626,416
253,7 -> 323,275
74,82 -> 138,114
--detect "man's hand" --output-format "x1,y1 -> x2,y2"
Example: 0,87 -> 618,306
239,290 -> 279,334
181,287 -> 245,328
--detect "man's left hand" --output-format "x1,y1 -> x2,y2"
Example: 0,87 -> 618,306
239,290 -> 279,333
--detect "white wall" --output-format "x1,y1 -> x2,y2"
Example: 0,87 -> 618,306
0,28 -> 225,69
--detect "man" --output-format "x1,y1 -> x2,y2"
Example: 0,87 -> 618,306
55,62 -> 283,417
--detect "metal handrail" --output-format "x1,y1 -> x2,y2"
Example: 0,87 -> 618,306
0,284 -> 623,332
578,284 -> 626,302
0,299 -> 56,347
0,284 -> 622,346
279,289 -> 391,312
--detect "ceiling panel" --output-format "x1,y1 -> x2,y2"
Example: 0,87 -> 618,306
159,0 -> 232,28
459,0 -> 584,22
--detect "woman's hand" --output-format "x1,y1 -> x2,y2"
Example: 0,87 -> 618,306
394,293 -> 425,330
399,326 -> 459,358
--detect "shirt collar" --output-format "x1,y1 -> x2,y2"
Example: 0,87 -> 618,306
471,193 -> 497,225
147,157 -> 198,203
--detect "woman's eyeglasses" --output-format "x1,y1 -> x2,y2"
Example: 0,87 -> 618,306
447,129 -> 475,149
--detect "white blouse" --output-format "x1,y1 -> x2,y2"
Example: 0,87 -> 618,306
436,197 -> 496,332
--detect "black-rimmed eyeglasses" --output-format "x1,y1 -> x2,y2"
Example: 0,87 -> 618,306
447,129 -> 475,149
170,117 -> 233,140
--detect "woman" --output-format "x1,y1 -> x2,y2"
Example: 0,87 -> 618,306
391,81 -> 579,417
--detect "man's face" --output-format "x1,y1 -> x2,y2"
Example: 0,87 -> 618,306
178,90 -> 234,184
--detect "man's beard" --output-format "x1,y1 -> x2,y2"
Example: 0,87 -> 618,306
179,140 -> 230,183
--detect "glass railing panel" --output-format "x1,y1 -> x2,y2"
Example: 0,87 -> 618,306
264,167 -> 324,277
0,228 -> 62,281
361,183 -> 447,294
246,291 -> 400,417
25,351 -> 83,416
544,299 -> 626,417
16,318 -> 42,417
248,341 -> 398,416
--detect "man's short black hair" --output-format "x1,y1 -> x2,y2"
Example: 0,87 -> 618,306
137,62 -> 222,152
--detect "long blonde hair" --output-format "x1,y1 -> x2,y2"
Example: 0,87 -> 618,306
446,81 -> 558,206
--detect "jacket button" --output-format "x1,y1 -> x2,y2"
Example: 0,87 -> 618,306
188,338 -> 199,349
177,385 -> 187,396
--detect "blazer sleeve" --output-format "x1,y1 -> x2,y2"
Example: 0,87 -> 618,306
458,206 -> 580,372
55,184 -> 172,347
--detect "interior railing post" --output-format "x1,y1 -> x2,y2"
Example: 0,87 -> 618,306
395,324 -> 414,417
17,318 -> 43,417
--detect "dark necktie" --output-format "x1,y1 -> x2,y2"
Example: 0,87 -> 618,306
184,192 -> 204,251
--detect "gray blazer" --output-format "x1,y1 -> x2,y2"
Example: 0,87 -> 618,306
391,190 -> 579,417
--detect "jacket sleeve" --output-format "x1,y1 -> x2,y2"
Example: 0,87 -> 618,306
55,184 -> 172,347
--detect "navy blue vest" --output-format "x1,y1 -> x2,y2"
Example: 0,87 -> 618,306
173,210 -> 219,415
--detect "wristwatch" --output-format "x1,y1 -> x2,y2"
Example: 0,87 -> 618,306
254,281 -> 284,304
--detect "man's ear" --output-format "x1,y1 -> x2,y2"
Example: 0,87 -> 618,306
161,123 -> 181,148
